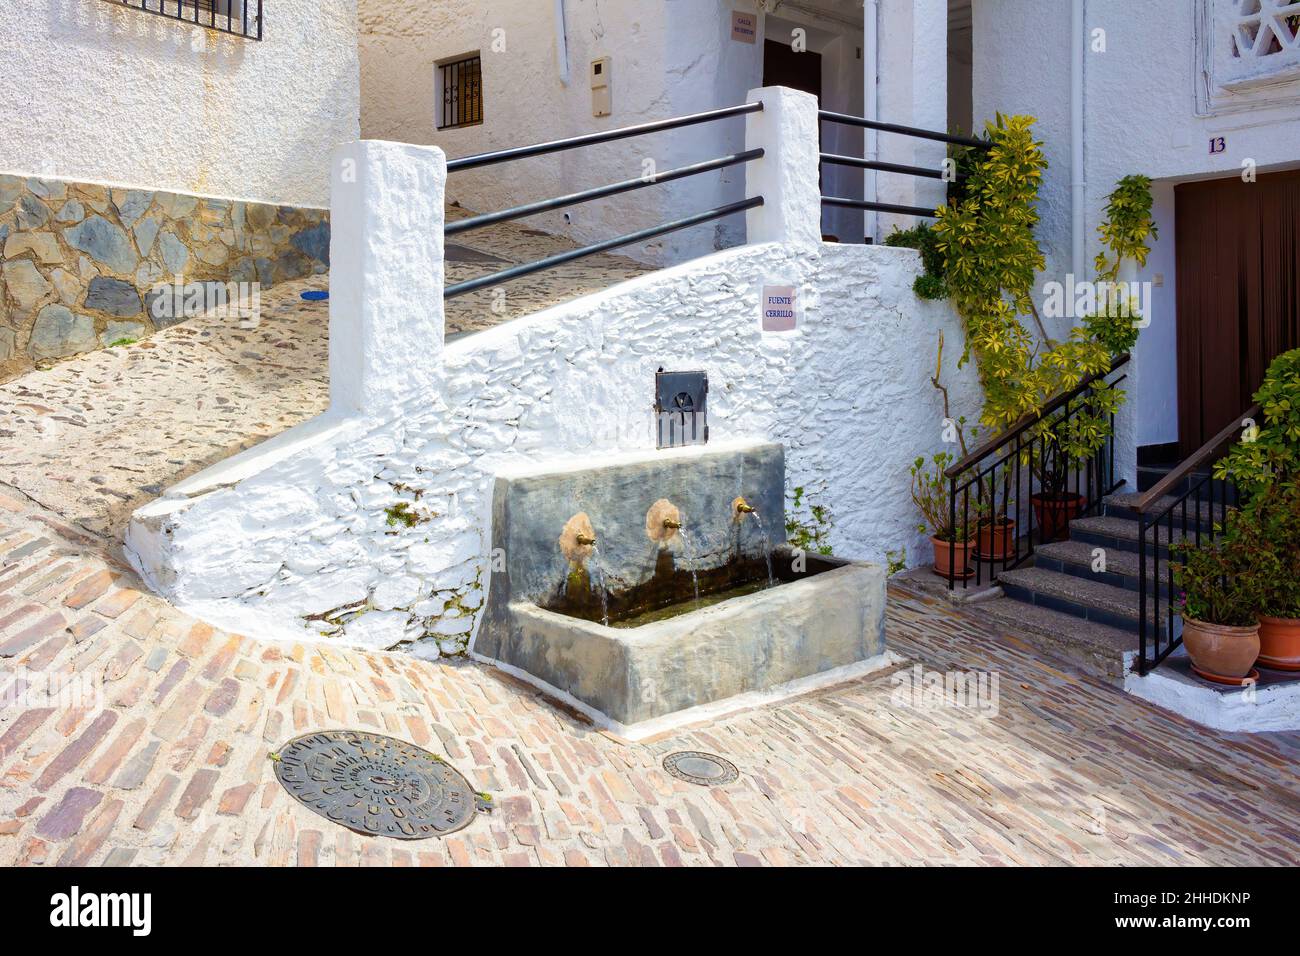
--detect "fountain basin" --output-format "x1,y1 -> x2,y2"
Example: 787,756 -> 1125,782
502,550 -> 884,729
472,440 -> 888,736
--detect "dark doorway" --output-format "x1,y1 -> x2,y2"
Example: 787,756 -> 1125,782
762,39 -> 822,102
1174,168 -> 1300,456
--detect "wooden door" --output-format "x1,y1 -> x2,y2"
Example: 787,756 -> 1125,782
1175,168 -> 1300,456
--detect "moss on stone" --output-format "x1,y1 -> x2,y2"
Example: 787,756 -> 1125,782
384,501 -> 425,528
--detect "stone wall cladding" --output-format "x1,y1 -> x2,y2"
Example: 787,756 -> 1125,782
0,174 -> 328,379
127,242 -> 983,659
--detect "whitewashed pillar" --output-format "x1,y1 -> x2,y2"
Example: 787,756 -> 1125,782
744,86 -> 823,247
329,140 -> 446,415
876,0 -> 948,237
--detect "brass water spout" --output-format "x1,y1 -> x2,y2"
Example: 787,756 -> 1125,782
645,499 -> 681,542
735,497 -> 756,515
575,533 -> 597,546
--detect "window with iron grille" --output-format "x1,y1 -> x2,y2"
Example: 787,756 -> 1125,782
438,55 -> 483,130
103,0 -> 263,41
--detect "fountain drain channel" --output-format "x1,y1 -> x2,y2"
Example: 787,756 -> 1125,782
272,731 -> 490,839
663,751 -> 739,787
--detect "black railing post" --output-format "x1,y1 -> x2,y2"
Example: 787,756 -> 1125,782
1139,515 -> 1149,675
948,475 -> 957,589
1014,431 -> 1023,569
961,484 -> 970,590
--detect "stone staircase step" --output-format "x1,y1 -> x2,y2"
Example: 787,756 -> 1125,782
1136,464 -> 1224,494
1033,539 -> 1173,595
1101,492 -> 1227,530
996,566 -> 1161,634
1068,515 -> 1191,557
958,591 -> 1139,683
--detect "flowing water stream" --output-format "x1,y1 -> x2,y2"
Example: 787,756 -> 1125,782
587,546 -> 611,627
747,512 -> 776,588
677,530 -> 701,606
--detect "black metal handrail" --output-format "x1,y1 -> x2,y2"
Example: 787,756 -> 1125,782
446,150 -> 764,237
941,354 -> 1131,590
441,101 -> 767,301
821,153 -> 964,181
817,110 -> 987,229
446,103 -> 763,173
444,197 -> 762,300
821,196 -> 941,219
818,110 -> 991,150
103,0 -> 263,40
1134,405 -> 1259,675
945,356 -> 1130,478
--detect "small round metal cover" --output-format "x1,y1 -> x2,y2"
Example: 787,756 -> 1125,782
663,751 -> 739,787
273,731 -> 483,839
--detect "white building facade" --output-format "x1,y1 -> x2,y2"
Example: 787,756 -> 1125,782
360,0 -> 953,264
973,0 -> 1300,462
360,0 -> 1300,467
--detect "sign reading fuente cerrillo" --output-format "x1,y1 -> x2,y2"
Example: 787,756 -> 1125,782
731,11 -> 757,43
761,285 -> 798,332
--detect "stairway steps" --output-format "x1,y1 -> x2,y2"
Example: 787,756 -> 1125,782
997,566 -> 1163,634
1101,492 -> 1227,530
1033,539 -> 1174,595
990,484 -> 1231,676
957,592 -> 1139,682
1067,515 -> 1195,557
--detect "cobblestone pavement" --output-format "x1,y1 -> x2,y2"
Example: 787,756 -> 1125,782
0,211 -> 648,539
0,492 -> 1295,867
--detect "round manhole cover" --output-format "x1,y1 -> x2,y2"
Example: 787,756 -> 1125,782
663,751 -> 739,787
273,731 -> 487,839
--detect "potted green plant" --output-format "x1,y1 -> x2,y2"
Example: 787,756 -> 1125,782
911,452 -> 976,579
1252,484 -> 1300,671
1028,418 -> 1087,542
1215,347 -> 1300,499
1172,510 -> 1266,682
973,468 -> 1016,560
1213,348 -> 1300,670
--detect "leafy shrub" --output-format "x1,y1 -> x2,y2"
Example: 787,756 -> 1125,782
1094,174 -> 1158,280
884,223 -> 947,299
1173,509 -> 1270,627
1215,347 -> 1300,499
1243,483 -> 1300,619
1083,300 -> 1142,357
910,453 -> 974,542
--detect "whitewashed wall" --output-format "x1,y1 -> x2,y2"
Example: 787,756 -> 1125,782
127,237 -> 978,654
0,0 -> 360,207
125,87 -> 980,655
973,0 -> 1300,451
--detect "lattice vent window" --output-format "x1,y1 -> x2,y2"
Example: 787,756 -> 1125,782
1217,0 -> 1300,88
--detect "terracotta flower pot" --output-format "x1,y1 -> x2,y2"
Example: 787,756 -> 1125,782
1182,617 -> 1261,680
1030,492 -> 1084,542
1258,616 -> 1300,671
931,535 -> 974,580
975,519 -> 1016,561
